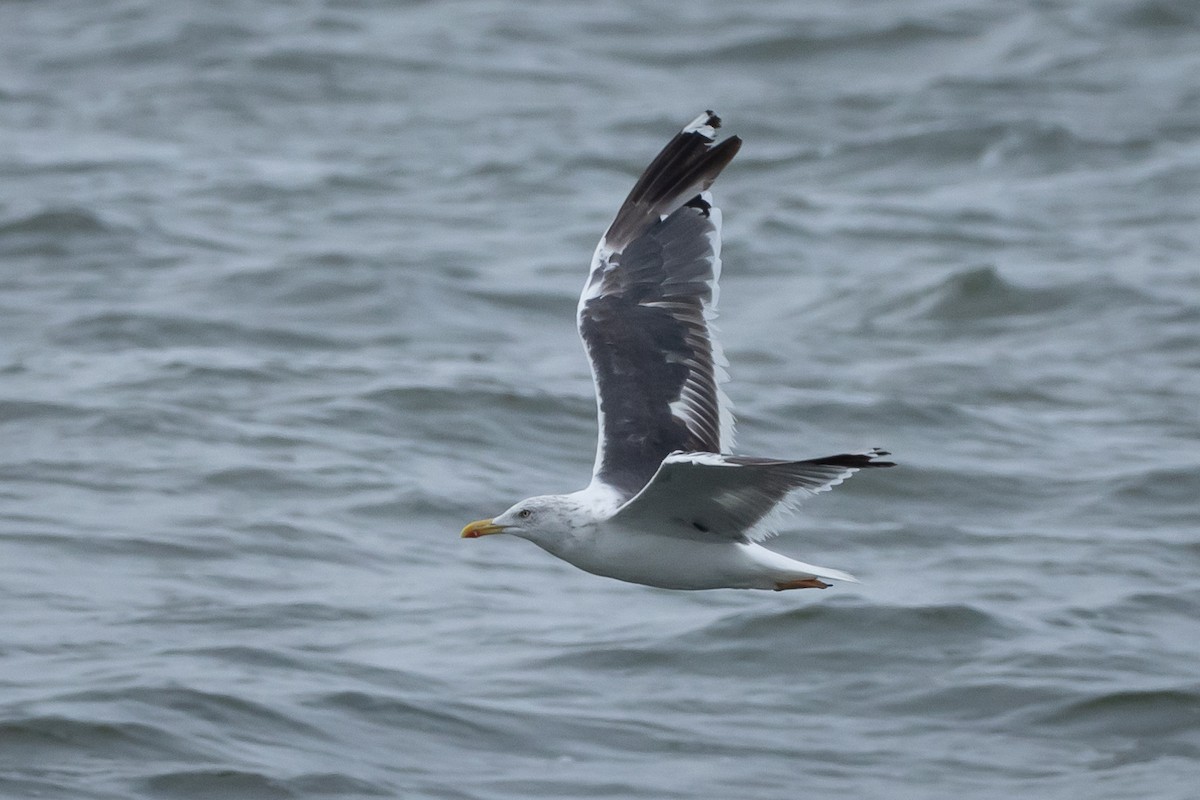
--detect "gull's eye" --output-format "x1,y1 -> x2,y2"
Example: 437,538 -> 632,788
518,509 -> 532,519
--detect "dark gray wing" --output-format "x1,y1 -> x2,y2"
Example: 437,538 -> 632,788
609,449 -> 896,542
578,111 -> 742,500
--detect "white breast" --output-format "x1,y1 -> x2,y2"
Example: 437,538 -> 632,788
557,521 -> 774,590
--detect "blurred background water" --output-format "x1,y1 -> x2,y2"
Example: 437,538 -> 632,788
2,1 -> 1199,798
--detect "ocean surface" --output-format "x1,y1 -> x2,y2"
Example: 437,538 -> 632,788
3,1 -> 1199,798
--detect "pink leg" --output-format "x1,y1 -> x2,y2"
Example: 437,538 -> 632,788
773,577 -> 831,591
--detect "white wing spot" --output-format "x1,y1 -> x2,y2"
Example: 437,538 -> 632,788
681,111 -> 718,140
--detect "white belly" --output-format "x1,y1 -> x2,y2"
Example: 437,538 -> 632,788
546,527 -> 805,590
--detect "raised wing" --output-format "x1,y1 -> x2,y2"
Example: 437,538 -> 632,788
578,111 -> 742,500
608,449 -> 895,543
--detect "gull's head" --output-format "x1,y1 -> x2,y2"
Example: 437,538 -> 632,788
461,495 -> 578,547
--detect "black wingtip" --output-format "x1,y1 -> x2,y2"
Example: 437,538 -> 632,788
864,447 -> 896,468
806,449 -> 896,469
680,110 -> 722,140
604,112 -> 741,251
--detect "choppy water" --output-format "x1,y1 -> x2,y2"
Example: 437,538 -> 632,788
3,1 -> 1200,798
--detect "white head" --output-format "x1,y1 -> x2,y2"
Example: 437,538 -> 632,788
461,494 -> 584,551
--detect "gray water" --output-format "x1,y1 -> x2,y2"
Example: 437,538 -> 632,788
3,1 -> 1200,798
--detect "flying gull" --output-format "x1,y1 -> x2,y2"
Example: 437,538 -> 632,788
462,111 -> 893,591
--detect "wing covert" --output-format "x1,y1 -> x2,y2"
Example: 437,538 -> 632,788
609,449 -> 896,543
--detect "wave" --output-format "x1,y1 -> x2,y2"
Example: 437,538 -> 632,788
140,768 -> 392,798
0,208 -> 110,237
700,600 -> 1012,646
610,17 -> 975,67
127,597 -> 378,628
1036,687 -> 1200,739
140,768 -> 298,799
56,685 -> 324,739
52,312 -> 352,351
0,399 -> 93,424
534,601 -> 1014,675
1097,0 -> 1200,29
0,208 -> 129,258
0,714 -> 200,760
880,265 -> 1153,325
1108,464 -> 1200,507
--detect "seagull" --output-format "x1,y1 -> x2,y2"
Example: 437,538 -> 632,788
462,111 -> 893,591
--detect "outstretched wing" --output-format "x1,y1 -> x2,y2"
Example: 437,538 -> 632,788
578,111 -> 742,501
608,449 -> 895,543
